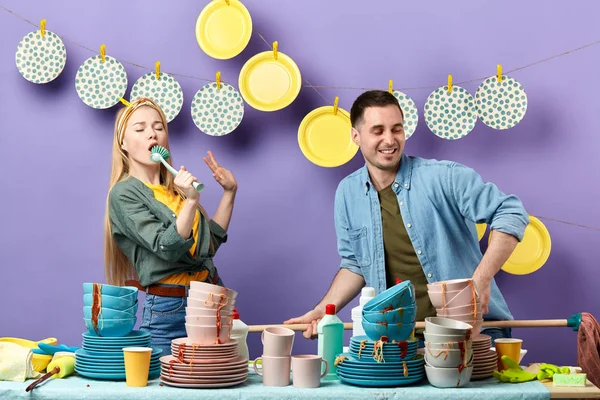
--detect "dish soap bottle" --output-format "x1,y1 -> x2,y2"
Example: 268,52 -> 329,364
351,287 -> 376,337
318,304 -> 344,380
230,308 -> 249,360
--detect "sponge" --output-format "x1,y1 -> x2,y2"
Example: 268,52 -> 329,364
553,373 -> 587,387
46,357 -> 75,379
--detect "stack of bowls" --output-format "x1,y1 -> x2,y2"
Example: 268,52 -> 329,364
423,317 -> 473,388
361,281 -> 416,342
83,283 -> 138,337
185,281 -> 238,345
426,279 -> 483,336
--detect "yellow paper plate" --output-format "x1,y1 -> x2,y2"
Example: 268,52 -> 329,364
490,216 -> 551,275
238,46 -> 301,111
195,0 -> 252,59
298,105 -> 358,167
476,223 -> 486,241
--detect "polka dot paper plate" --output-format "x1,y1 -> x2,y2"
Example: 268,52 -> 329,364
391,90 -> 418,139
238,45 -> 301,111
130,72 -> 184,122
195,0 -> 252,59
191,82 -> 244,136
75,56 -> 127,109
298,105 -> 357,167
475,75 -> 527,129
15,30 -> 66,84
424,85 -> 477,140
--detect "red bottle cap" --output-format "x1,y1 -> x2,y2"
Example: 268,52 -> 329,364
325,304 -> 336,315
232,307 -> 239,319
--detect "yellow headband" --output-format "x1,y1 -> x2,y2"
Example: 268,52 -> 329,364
117,98 -> 159,145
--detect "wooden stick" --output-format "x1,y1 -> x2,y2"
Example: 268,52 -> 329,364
25,366 -> 59,392
247,319 -> 570,333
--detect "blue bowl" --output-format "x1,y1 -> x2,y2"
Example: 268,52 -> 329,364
83,294 -> 137,311
83,317 -> 137,337
362,319 -> 415,342
363,281 -> 415,312
83,283 -> 138,299
83,305 -> 138,319
362,304 -> 417,324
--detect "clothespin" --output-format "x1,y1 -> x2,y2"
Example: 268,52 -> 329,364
119,98 -> 131,107
333,96 -> 339,115
497,64 -> 503,82
447,74 -> 452,93
272,41 -> 278,60
216,71 -> 221,90
40,19 -> 46,37
155,61 -> 161,80
100,44 -> 106,63
388,79 -> 393,94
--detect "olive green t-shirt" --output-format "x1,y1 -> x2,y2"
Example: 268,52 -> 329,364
378,184 -> 436,323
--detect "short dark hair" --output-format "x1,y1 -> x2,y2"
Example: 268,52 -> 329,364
350,90 -> 404,128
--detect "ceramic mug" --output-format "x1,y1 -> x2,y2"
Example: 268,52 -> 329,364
261,327 -> 294,356
494,338 -> 523,370
291,355 -> 328,388
253,355 -> 291,386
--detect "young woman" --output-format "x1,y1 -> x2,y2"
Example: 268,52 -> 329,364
104,97 -> 237,354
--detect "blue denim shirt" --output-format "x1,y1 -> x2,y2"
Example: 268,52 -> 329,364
334,154 -> 529,321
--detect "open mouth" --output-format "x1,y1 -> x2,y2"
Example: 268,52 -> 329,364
148,142 -> 159,151
378,148 -> 397,155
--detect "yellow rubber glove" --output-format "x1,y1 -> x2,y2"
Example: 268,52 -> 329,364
493,356 -> 537,383
537,364 -> 571,380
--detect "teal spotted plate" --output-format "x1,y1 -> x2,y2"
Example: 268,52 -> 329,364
130,72 -> 184,122
75,55 -> 127,109
475,75 -> 527,129
191,82 -> 244,136
424,85 -> 477,140
15,30 -> 66,84
391,90 -> 418,139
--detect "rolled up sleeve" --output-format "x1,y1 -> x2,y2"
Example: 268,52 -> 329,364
334,186 -> 363,276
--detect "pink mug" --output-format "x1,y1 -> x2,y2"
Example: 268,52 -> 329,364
292,355 -> 328,388
261,327 -> 295,356
253,355 -> 291,386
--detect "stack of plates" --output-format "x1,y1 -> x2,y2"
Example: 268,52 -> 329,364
349,335 -> 419,363
335,353 -> 425,387
160,337 -> 247,388
75,330 -> 161,380
471,334 -> 495,379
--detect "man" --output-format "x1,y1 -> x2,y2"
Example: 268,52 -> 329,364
285,90 -> 529,342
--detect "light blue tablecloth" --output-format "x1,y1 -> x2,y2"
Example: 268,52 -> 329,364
0,373 -> 550,400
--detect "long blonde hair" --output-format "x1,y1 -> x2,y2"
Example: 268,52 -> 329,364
104,98 -> 211,286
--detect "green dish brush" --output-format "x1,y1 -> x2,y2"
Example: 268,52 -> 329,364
150,145 -> 204,192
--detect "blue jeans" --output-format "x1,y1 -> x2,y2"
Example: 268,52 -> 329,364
140,292 -> 188,358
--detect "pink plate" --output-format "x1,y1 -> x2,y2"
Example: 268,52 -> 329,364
172,338 -> 238,348
159,376 -> 247,388
160,371 -> 247,383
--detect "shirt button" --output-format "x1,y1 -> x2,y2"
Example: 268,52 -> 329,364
427,273 -> 432,278
404,183 -> 409,188
407,223 -> 412,228
160,245 -> 165,249
394,183 -> 399,188
417,250 -> 422,255
399,201 -> 404,206
172,213 -> 176,218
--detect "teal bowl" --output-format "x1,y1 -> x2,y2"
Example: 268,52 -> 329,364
362,319 -> 415,342
83,294 -> 137,311
362,304 -> 417,324
83,304 -> 138,319
363,281 -> 415,312
83,317 -> 137,337
83,283 -> 138,299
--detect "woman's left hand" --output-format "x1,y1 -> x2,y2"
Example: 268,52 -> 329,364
203,151 -> 237,192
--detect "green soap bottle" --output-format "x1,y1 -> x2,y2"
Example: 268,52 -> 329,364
317,304 -> 344,380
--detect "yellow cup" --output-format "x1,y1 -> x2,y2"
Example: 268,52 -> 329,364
123,347 -> 152,387
494,338 -> 523,370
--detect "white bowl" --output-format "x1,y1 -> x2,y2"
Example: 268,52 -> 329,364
425,364 -> 473,388
425,317 -> 473,336
425,346 -> 473,369
424,332 -> 469,344
425,339 -> 472,350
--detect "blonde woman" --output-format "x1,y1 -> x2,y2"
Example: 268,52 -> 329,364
104,98 -> 237,354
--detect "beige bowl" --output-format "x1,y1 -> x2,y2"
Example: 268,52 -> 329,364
425,346 -> 473,368
423,332 -> 469,344
425,317 -> 473,335
184,323 -> 232,345
187,296 -> 235,311
425,339 -> 472,350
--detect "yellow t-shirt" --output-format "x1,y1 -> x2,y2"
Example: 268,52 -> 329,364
144,183 -> 209,285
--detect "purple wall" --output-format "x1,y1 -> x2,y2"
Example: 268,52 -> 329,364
1,0 -> 598,367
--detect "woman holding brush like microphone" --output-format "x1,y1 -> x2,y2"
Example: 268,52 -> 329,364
103,97 -> 237,354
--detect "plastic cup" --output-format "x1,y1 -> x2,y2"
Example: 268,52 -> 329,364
123,347 -> 152,387
494,338 -> 523,370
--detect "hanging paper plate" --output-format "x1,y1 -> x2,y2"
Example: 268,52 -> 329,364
476,223 -> 486,241
298,103 -> 357,167
475,75 -> 527,130
239,44 -> 301,111
15,29 -> 66,84
130,72 -> 183,122
191,82 -> 244,136
490,216 -> 551,275
195,0 -> 252,59
391,91 -> 418,139
75,56 -> 127,109
424,86 -> 477,140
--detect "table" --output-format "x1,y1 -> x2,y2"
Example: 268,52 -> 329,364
2,373 -> 599,400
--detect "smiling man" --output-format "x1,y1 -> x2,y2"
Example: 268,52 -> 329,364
285,90 -> 529,344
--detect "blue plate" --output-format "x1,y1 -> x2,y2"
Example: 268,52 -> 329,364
336,353 -> 424,367
75,362 -> 160,372
82,330 -> 150,341
349,336 -> 419,346
337,364 -> 424,377
338,373 -> 425,387
76,348 -> 162,360
82,343 -> 151,352
75,359 -> 160,368
338,369 -> 425,380
75,367 -> 160,380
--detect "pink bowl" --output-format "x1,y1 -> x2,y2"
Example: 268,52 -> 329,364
185,315 -> 232,326
427,279 -> 475,293
436,303 -> 481,317
446,312 -> 483,323
441,285 -> 479,309
184,306 -> 233,317
186,298 -> 235,312
184,323 -> 232,345
187,290 -> 236,307
189,281 -> 238,299
428,290 -> 462,308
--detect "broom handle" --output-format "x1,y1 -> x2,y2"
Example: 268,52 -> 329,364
247,319 -> 570,333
